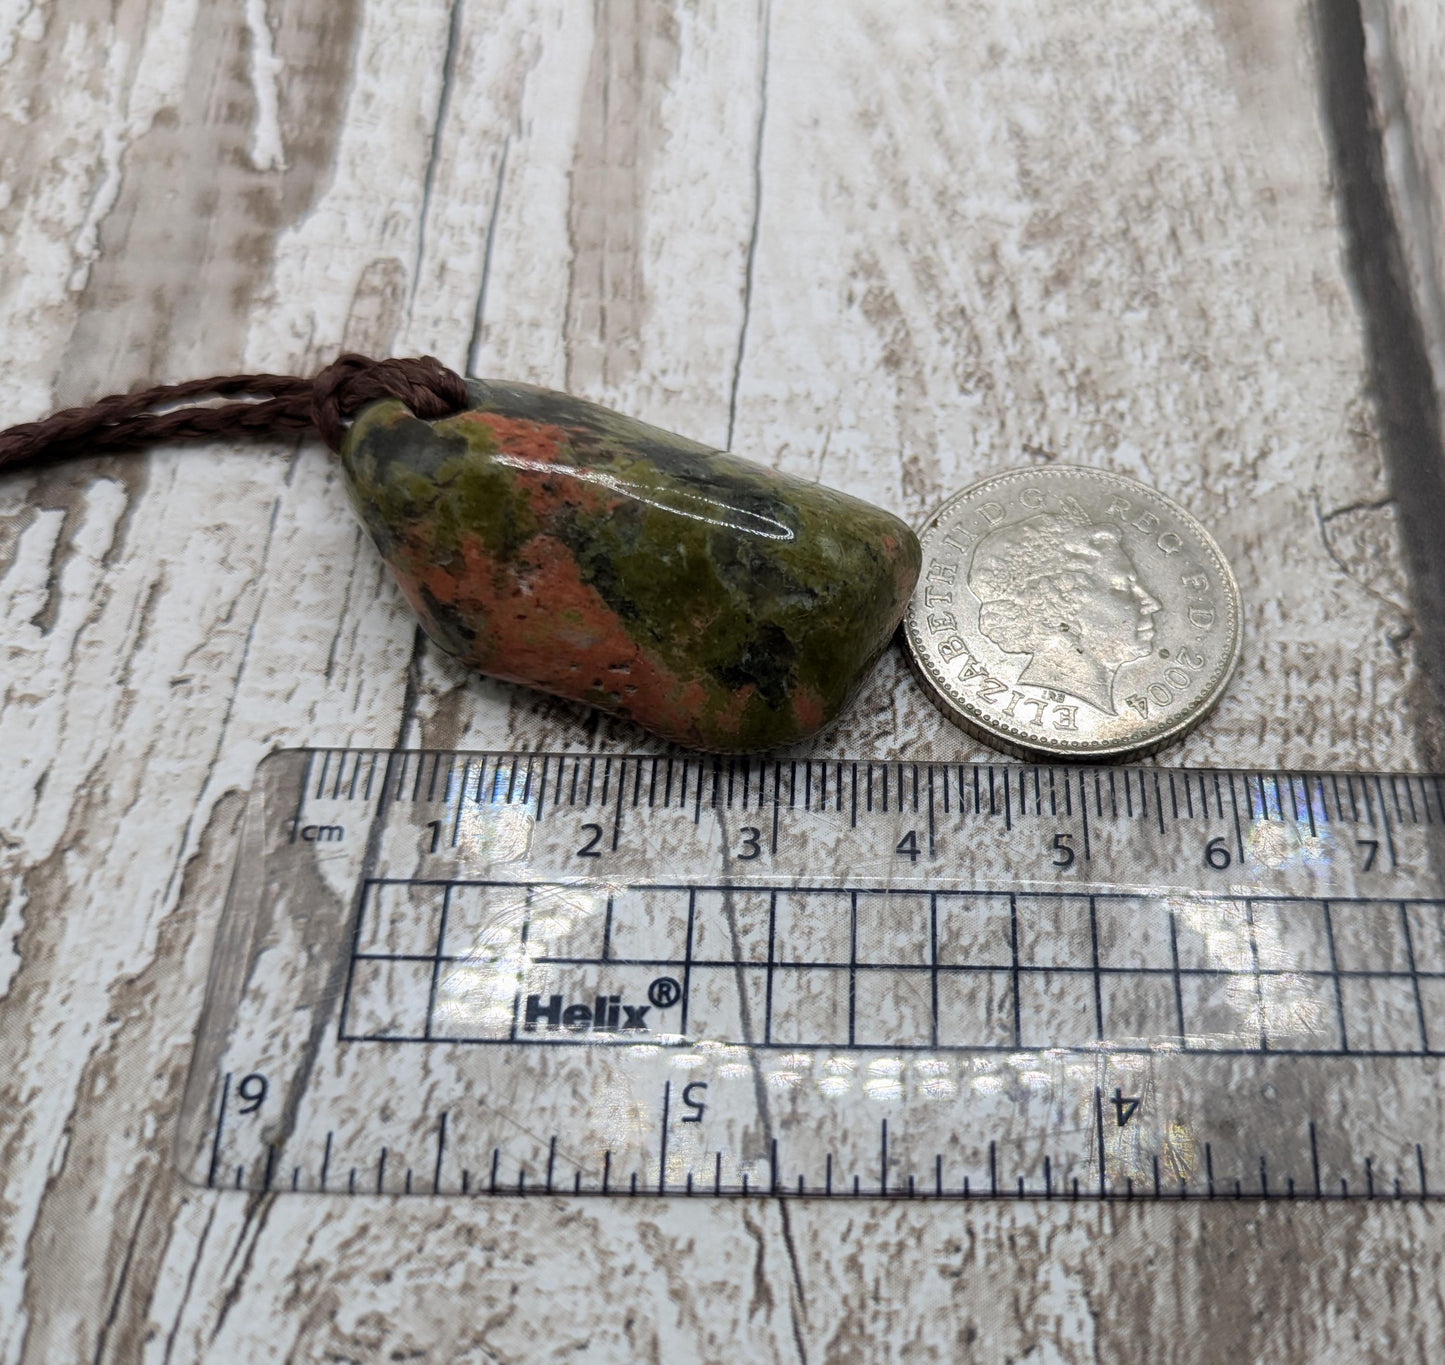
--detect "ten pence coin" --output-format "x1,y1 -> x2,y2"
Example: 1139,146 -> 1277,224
903,467 -> 1242,760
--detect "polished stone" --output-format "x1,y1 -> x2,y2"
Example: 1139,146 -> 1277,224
340,379 -> 921,751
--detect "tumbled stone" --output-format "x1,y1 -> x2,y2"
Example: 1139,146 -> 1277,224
339,380 -> 921,752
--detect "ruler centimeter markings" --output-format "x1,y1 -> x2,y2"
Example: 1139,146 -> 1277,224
177,749 -> 1445,1202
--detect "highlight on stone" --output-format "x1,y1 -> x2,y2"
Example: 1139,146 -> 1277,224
340,380 -> 922,751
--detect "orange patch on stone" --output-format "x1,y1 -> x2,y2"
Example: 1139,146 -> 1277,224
458,411 -> 568,466
460,411 -> 627,523
398,525 -> 736,748
791,687 -> 826,736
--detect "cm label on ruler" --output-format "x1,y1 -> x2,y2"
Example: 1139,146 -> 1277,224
177,748 -> 1445,1204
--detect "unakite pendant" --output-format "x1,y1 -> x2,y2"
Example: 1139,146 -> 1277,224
340,380 -> 921,751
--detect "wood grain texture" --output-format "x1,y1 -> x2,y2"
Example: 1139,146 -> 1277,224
1373,0 -> 1445,407
3,0 -> 1445,1360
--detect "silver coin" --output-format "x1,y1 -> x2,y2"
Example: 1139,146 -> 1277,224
904,466 -> 1242,760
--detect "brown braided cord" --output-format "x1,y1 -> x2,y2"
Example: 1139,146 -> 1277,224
0,353 -> 470,472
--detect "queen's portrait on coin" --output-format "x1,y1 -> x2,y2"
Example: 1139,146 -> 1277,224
968,511 -> 1163,715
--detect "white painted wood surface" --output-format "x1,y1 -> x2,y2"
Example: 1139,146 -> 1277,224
3,0 -> 1445,1359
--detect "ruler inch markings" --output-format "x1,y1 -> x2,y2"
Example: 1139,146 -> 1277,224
433,1112 -> 448,1193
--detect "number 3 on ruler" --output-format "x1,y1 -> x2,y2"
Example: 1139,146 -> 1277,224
732,828 -> 762,860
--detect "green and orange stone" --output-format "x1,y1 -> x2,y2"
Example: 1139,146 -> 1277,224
339,380 -> 921,752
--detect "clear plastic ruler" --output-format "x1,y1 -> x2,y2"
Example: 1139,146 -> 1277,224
177,748 -> 1445,1201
